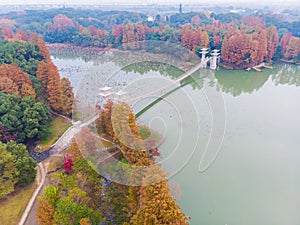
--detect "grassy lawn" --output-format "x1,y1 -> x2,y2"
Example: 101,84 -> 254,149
0,183 -> 36,225
39,117 -> 72,151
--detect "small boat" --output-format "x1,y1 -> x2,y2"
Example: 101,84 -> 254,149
253,67 -> 262,72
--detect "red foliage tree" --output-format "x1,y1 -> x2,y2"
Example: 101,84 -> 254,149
63,154 -> 74,173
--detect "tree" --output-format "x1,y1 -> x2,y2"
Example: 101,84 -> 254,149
180,25 -> 197,50
221,31 -> 256,69
0,93 -> 50,142
69,139 -> 82,161
36,61 -> 49,95
266,26 -> 279,61
0,76 -> 19,95
0,124 -> 18,143
36,197 -> 55,225
60,77 -> 74,116
0,142 -> 18,198
80,218 -> 92,225
14,29 -> 29,42
0,40 -> 43,76
30,32 -> 51,62
256,29 -> 268,63
0,64 -> 34,95
198,28 -> 209,48
284,36 -> 300,60
37,61 -> 62,112
63,154 -> 74,173
22,99 -> 50,139
6,141 -> 37,186
21,83 -> 36,98
36,159 -> 104,225
280,32 -> 292,56
110,103 -> 189,224
47,62 -> 62,112
191,15 -> 201,25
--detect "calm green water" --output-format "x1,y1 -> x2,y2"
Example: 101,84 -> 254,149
52,52 -> 300,225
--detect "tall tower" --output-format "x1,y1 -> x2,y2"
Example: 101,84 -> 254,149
210,49 -> 220,70
179,3 -> 182,14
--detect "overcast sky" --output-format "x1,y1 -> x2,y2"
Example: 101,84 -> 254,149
0,0 -> 299,5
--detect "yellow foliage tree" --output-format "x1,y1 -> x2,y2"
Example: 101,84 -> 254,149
36,197 -> 55,225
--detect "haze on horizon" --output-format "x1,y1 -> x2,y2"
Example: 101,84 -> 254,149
0,0 -> 299,6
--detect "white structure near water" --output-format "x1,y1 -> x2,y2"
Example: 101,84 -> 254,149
199,48 -> 220,70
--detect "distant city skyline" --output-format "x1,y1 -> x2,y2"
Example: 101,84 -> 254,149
0,0 -> 299,5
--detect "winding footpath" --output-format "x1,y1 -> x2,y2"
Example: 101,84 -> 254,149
19,112 -> 112,225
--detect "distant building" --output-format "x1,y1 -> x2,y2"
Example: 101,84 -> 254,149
147,16 -> 155,22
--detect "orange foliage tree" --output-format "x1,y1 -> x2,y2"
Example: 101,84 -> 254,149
21,83 -> 36,98
284,36 -> 300,60
0,64 -> 36,97
30,32 -> 51,62
221,31 -> 255,68
280,32 -> 292,55
60,77 -> 74,116
37,61 -> 62,112
0,76 -> 19,95
266,26 -> 279,61
47,62 -> 62,112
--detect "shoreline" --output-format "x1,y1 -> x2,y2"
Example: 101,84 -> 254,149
47,43 -> 300,70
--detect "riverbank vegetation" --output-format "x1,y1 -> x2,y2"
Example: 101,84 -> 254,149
0,8 -> 299,68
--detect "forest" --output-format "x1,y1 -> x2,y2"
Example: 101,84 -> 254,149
0,33 -> 74,198
0,8 -> 299,68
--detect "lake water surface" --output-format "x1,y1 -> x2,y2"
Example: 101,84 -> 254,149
52,51 -> 300,225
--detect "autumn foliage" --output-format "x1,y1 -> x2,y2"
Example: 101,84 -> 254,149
0,64 -> 36,97
37,61 -> 73,115
37,61 -> 62,111
97,101 -> 189,224
36,197 -> 55,225
63,154 -> 74,172
30,32 -> 51,62
221,26 -> 279,68
180,24 -> 209,50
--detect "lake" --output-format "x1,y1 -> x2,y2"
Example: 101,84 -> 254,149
51,49 -> 300,225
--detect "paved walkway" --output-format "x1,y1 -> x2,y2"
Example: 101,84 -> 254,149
19,162 -> 49,225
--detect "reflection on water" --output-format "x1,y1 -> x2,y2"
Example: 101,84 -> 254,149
51,50 -> 300,225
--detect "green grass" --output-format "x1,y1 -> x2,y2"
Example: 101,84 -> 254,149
39,117 -> 72,151
0,183 -> 36,225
